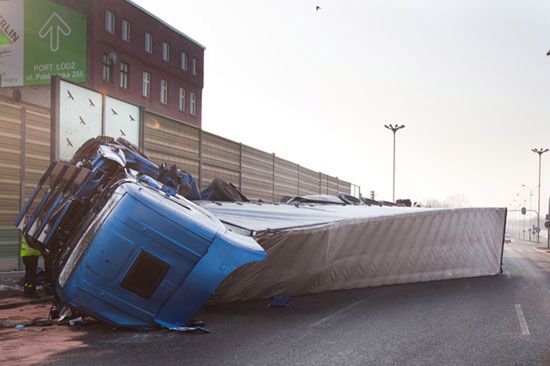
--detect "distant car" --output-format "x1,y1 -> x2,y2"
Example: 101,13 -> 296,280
504,236 -> 512,244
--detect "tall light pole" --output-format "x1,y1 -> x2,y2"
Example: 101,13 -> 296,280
532,148 -> 549,243
384,124 -> 405,202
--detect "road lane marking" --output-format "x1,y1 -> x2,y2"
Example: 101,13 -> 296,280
514,304 -> 530,336
310,300 -> 364,327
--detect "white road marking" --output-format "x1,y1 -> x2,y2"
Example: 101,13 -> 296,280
310,300 -> 364,327
514,304 -> 530,336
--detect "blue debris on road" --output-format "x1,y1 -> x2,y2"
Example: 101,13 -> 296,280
269,296 -> 293,308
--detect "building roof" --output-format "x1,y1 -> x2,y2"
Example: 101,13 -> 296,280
127,0 -> 206,50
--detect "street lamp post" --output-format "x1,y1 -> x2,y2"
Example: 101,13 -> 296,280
532,148 -> 549,243
384,124 -> 405,202
521,184 -> 534,241
516,193 -> 527,240
513,198 -> 520,239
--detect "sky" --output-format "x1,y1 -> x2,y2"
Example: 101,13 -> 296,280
134,0 -> 550,208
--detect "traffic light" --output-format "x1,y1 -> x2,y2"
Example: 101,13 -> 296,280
370,190 -> 375,200
521,207 -> 526,215
545,214 -> 550,229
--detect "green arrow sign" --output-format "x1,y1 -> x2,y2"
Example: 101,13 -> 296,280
23,0 -> 86,85
38,12 -> 72,52
0,0 -> 85,87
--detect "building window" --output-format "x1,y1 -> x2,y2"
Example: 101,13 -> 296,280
192,58 -> 198,75
160,79 -> 168,105
142,72 -> 150,97
122,20 -> 131,41
162,42 -> 170,62
120,62 -> 129,89
105,10 -> 115,34
180,52 -> 188,70
102,53 -> 113,82
145,32 -> 153,53
178,87 -> 186,111
190,92 -> 197,115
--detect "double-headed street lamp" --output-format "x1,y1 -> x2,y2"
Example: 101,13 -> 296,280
384,124 -> 405,202
532,148 -> 549,243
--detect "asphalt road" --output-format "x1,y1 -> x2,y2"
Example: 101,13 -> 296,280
10,239 -> 550,365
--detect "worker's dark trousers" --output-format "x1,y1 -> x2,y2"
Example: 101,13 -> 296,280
22,256 -> 39,290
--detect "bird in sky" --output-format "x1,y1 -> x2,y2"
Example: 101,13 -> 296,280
129,114 -> 135,122
79,116 -> 86,126
316,5 -> 321,11
66,138 -> 74,147
88,98 -> 95,107
111,108 -> 118,116
67,90 -> 74,100
120,129 -> 126,137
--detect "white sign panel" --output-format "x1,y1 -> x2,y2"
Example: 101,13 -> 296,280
104,96 -> 141,148
55,79 -> 143,162
58,80 -> 102,161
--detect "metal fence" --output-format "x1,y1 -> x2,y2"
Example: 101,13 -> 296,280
143,111 -> 355,202
0,98 -> 360,271
0,98 -> 50,271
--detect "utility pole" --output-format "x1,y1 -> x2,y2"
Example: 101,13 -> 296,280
532,148 -> 549,243
521,184 -> 534,241
384,124 -> 405,202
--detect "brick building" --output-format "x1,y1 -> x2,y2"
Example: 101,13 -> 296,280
2,0 -> 205,127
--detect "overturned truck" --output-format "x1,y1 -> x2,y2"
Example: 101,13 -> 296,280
16,137 -> 506,329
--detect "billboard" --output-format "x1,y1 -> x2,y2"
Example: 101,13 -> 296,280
0,0 -> 86,87
54,78 -> 143,162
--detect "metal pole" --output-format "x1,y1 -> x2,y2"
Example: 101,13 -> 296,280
523,198 -> 526,240
529,192 -> 533,232
392,131 -> 396,202
384,124 -> 405,203
297,165 -> 300,196
547,197 -> 550,249
238,143 -> 243,191
272,153 -> 275,202
538,153 -> 541,243
198,129 -> 203,190
532,148 -> 548,243
18,107 -> 26,271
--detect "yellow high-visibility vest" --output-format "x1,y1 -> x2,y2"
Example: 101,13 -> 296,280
20,235 -> 41,257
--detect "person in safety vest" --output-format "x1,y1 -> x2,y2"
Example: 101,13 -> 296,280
20,234 -> 41,297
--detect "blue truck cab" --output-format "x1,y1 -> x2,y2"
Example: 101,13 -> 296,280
16,137 -> 266,329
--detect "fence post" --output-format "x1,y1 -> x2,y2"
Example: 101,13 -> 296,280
239,143 -> 243,191
297,164 -> 300,196
198,129 -> 203,189
18,107 -> 27,271
272,153 -> 276,202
